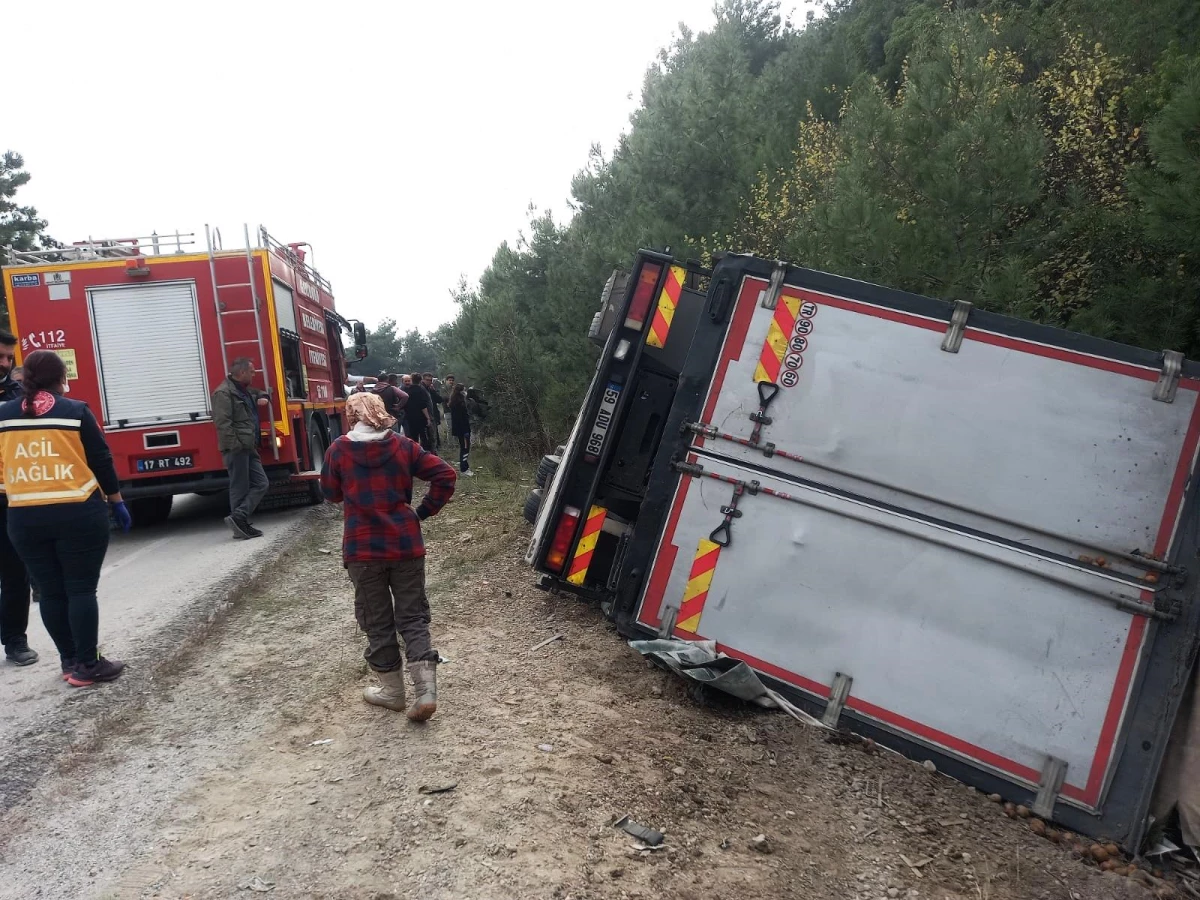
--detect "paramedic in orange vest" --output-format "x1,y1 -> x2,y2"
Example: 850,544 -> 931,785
0,350 -> 132,687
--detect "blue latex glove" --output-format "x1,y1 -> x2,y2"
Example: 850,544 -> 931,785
111,501 -> 132,533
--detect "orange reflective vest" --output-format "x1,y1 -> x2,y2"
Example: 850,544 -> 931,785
0,414 -> 101,507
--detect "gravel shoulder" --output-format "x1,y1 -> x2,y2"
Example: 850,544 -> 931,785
0,465 -> 1175,900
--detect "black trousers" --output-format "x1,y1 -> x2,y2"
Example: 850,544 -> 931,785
0,502 -> 31,649
457,431 -> 471,473
10,499 -> 110,664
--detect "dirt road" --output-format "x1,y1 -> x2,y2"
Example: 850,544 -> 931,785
0,494 -> 309,818
0,466 -> 1175,900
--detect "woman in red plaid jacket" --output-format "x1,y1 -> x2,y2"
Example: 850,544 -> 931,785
321,392 -> 456,720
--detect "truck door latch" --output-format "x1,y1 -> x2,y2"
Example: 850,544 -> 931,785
1154,350 -> 1184,403
941,300 -> 973,353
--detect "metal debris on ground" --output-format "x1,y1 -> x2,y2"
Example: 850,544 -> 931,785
529,633 -> 565,652
629,639 -> 825,727
417,782 -> 458,795
614,814 -> 664,847
309,739 -> 334,746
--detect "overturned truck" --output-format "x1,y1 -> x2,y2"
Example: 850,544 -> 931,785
525,250 -> 1200,851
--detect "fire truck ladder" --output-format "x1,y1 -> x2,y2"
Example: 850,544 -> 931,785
205,223 -> 279,461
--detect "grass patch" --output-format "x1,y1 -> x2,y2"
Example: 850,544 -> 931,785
421,443 -> 534,592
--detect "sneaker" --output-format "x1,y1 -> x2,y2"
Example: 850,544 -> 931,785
244,522 -> 264,538
66,656 -> 126,688
224,515 -> 252,540
462,470 -> 474,477
60,658 -> 77,682
4,642 -> 39,666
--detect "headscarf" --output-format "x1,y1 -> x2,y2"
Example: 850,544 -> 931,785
346,391 -> 395,431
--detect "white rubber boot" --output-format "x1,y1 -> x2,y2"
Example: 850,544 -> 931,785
406,660 -> 438,722
363,666 -> 407,711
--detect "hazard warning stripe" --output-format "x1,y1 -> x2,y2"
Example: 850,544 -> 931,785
753,292 -> 802,383
676,538 -> 722,634
646,265 -> 686,349
566,505 -> 607,586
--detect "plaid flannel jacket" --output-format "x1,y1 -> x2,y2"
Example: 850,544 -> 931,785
320,430 -> 456,563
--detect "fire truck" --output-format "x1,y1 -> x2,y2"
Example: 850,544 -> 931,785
1,226 -> 368,525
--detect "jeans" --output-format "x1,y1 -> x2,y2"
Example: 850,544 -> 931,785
457,432 -> 471,473
0,502 -> 31,648
347,557 -> 436,671
9,499 -> 110,663
223,450 -> 269,521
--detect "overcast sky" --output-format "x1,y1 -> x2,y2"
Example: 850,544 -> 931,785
7,1 -> 814,334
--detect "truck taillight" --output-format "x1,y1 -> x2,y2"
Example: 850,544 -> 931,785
545,506 -> 582,574
623,262 -> 663,331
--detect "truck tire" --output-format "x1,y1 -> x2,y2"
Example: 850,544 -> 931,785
307,421 -> 328,505
130,495 -> 174,528
535,454 -> 561,489
523,488 -> 543,525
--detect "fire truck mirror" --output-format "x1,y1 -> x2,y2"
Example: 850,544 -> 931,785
352,321 -> 369,360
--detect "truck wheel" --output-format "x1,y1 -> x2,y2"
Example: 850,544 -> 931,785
523,488 -> 543,525
535,454 -> 561,489
307,421 -> 328,505
130,495 -> 174,528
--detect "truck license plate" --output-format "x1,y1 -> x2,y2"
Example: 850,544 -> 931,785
583,381 -> 621,464
137,454 -> 194,473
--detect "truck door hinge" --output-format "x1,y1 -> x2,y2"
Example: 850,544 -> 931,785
1154,350 -> 1184,403
941,300 -> 973,353
822,672 -> 854,727
1032,756 -> 1068,819
657,605 -> 679,639
759,261 -> 789,310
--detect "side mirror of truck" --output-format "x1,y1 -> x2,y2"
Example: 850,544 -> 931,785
352,321 -> 369,360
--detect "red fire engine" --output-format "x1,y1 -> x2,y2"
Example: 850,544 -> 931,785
1,225 -> 368,525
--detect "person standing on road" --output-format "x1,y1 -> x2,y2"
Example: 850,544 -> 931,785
0,331 -> 37,667
422,373 -> 443,450
404,372 -> 435,451
212,358 -> 269,540
448,383 -> 473,477
0,350 -> 132,687
320,391 -> 456,721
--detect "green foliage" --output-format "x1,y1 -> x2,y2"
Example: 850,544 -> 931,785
421,0 -> 1200,443
0,151 -> 54,331
349,319 -> 441,378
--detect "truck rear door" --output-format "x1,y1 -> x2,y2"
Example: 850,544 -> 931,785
530,252 -> 708,598
615,254 -> 1200,847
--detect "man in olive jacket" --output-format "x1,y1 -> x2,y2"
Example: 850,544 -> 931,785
212,357 -> 269,539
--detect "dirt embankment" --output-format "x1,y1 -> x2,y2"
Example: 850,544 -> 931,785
0,464 -> 1177,900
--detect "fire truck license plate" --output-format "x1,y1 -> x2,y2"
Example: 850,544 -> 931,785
137,455 -> 194,473
583,381 -> 622,464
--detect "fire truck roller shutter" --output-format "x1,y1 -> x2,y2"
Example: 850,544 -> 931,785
88,281 -> 211,426
272,280 -> 297,333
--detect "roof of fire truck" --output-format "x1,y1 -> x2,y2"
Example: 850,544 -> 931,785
4,225 -> 333,295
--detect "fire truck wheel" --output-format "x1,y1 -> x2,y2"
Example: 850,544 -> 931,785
523,488 -> 543,525
307,422 -> 329,505
129,495 -> 174,528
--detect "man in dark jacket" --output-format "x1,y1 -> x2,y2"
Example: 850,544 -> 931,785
422,373 -> 443,449
404,372 -> 435,451
0,331 -> 36,666
371,372 -> 407,430
212,357 -> 269,540
321,391 -> 456,720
